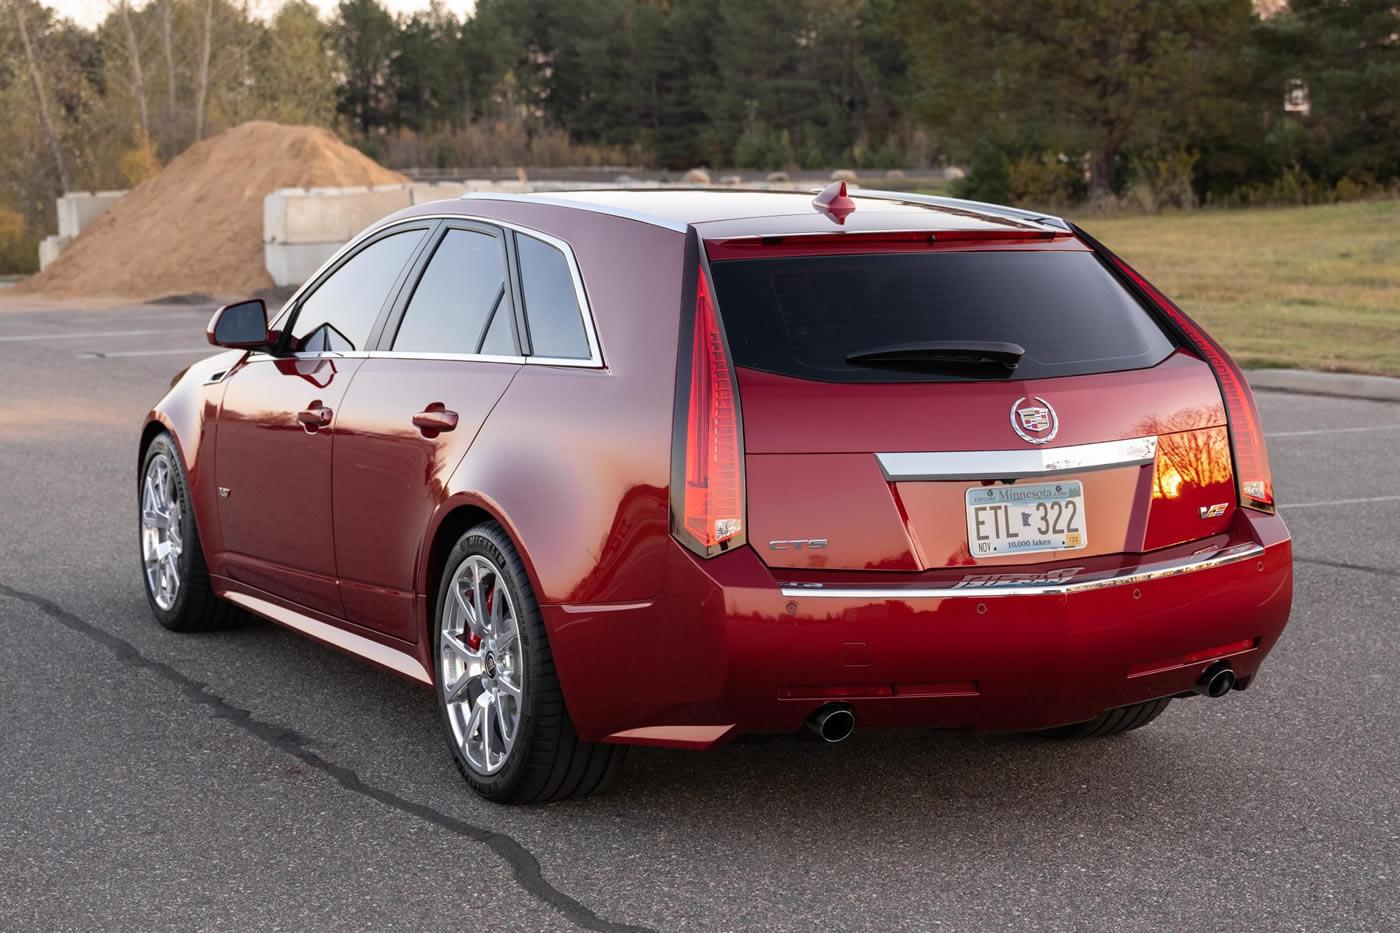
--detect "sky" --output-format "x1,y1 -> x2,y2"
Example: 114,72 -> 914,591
45,0 -> 477,29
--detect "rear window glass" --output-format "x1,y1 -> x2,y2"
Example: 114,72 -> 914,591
708,251 -> 1174,382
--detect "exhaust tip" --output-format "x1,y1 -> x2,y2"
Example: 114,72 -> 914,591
805,704 -> 856,743
1195,661 -> 1237,699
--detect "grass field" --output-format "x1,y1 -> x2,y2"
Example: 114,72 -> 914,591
1072,199 -> 1400,376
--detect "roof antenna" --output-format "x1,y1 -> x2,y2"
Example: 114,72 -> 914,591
812,181 -> 856,224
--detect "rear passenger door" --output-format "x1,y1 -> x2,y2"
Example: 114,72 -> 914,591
330,221 -> 524,643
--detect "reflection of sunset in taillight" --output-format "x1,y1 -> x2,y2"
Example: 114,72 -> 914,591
1152,425 -> 1233,500
1109,260 -> 1275,514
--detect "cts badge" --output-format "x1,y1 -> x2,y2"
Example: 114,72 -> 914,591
769,539 -> 829,550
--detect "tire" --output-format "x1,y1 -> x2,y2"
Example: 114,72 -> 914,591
433,521 -> 626,803
139,433 -> 242,632
1044,697 -> 1172,739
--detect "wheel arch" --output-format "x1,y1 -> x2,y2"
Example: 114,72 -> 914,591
418,494 -> 546,644
138,412 -> 181,479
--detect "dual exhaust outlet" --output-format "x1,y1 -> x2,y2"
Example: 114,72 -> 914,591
803,662 -> 1236,742
1193,660 -> 1238,698
804,703 -> 856,743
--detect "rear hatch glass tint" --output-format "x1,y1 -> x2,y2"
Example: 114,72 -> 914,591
708,250 -> 1175,383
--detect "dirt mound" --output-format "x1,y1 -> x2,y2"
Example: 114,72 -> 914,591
21,122 -> 407,299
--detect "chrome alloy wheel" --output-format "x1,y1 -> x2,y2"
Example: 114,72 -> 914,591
140,452 -> 184,611
439,555 -> 525,775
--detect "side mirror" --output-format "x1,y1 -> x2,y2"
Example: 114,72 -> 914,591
207,299 -> 270,349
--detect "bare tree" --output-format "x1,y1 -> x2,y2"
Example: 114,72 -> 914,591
118,0 -> 150,139
161,0 -> 177,151
193,0 -> 214,141
10,0 -> 69,192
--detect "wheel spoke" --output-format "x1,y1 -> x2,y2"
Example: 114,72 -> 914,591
451,582 -> 474,630
442,633 -> 477,665
480,695 -> 494,763
143,508 -> 171,530
495,674 -> 521,698
471,564 -> 488,634
444,670 -> 475,704
493,697 -> 512,755
464,703 -> 484,756
490,581 -> 505,631
494,629 -> 517,654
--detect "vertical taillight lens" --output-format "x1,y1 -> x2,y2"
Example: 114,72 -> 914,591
674,265 -> 745,555
1098,246 -> 1275,514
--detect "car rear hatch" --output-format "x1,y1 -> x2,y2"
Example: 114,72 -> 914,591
702,234 -> 1239,573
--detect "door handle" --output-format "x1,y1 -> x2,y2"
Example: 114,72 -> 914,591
413,404 -> 459,436
297,405 -> 333,430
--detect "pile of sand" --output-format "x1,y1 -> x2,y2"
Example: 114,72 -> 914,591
21,121 -> 407,299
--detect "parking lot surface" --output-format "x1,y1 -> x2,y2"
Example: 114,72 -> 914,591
1,300 -> 1396,932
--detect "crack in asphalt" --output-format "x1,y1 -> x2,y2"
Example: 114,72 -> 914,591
0,582 -> 654,933
1296,556 -> 1400,579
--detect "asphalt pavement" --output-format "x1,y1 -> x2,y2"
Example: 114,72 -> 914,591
1,299 -> 1396,932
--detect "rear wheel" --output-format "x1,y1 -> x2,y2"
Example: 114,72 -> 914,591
1044,697 -> 1172,739
434,522 -> 626,803
139,433 -> 241,632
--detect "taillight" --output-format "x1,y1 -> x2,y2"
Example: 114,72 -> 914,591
1077,227 -> 1275,514
672,264 -> 745,556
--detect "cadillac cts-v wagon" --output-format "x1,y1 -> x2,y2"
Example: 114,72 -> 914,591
138,186 -> 1292,802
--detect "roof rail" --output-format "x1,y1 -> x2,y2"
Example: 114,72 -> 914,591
853,189 -> 1070,232
458,191 -> 688,233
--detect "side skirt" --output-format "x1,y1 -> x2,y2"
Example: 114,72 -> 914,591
214,576 -> 432,686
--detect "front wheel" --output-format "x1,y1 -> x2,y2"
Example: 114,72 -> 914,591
434,522 -> 626,803
139,433 -> 241,632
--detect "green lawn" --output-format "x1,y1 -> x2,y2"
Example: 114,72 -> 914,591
1072,200 -> 1400,376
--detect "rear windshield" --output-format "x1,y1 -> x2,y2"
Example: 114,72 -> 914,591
708,250 -> 1175,382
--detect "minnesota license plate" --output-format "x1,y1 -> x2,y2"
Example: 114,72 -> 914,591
965,481 -> 1087,557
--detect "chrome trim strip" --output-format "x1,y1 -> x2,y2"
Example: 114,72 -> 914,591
779,542 -> 1264,600
460,192 -> 691,233
876,436 -> 1158,482
223,592 -> 433,684
268,212 -> 605,369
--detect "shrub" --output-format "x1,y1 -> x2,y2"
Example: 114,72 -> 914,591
0,208 -> 38,276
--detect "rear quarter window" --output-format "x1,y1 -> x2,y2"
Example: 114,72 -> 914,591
517,234 -> 591,360
708,250 -> 1175,382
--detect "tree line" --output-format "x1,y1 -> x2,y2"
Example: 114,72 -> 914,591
3,0 -> 1398,271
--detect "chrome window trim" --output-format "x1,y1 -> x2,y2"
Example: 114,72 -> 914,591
875,436 -> 1158,482
510,226 -> 604,367
779,542 -> 1264,600
268,212 -> 605,369
244,349 -> 529,365
460,192 -> 690,233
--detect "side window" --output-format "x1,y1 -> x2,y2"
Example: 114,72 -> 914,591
290,229 -> 426,353
517,234 -> 591,360
393,229 -> 510,355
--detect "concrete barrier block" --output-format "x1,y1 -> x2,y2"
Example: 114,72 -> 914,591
56,190 -> 126,239
410,182 -> 469,205
265,186 -> 415,245
264,241 -> 343,288
39,234 -> 72,270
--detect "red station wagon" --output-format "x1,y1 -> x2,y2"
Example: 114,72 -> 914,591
139,186 -> 1293,802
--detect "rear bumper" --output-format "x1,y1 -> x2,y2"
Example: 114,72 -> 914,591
545,511 -> 1292,747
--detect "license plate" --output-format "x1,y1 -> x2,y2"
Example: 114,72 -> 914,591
966,480 -> 1087,557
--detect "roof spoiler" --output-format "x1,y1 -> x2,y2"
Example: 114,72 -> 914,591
853,189 -> 1070,232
